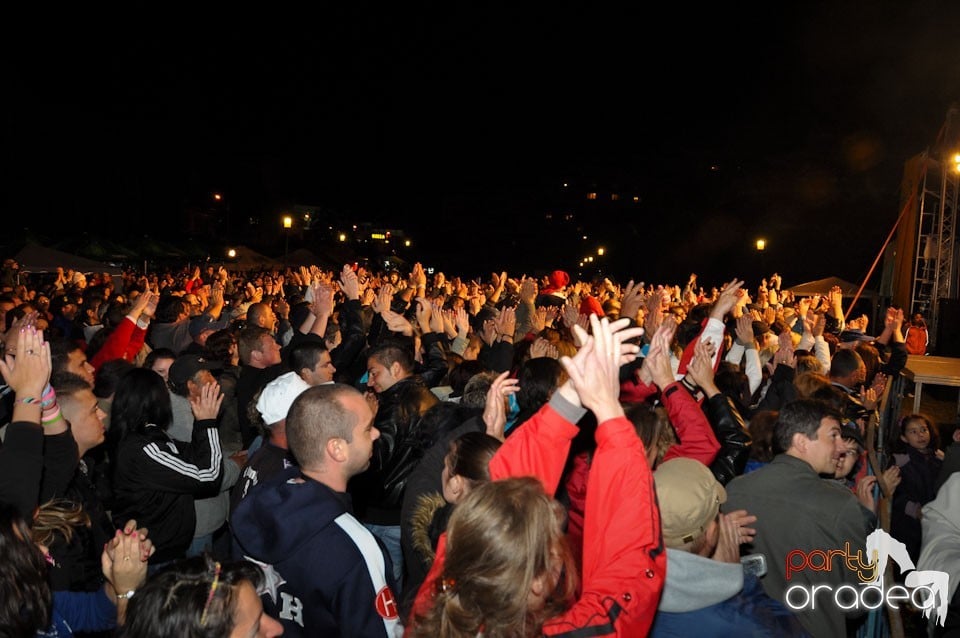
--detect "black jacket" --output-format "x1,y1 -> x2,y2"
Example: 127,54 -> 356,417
704,393 -> 752,485
111,419 -> 223,564
349,375 -> 438,525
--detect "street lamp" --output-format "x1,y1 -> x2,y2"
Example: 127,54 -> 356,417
756,238 -> 767,279
283,216 -> 293,265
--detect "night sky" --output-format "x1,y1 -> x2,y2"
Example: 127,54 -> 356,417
4,6 -> 960,287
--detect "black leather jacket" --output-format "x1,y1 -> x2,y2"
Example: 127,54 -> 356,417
704,392 -> 752,485
350,375 -> 439,525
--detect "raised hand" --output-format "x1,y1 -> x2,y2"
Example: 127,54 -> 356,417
561,301 -> 579,329
410,262 -> 427,290
735,314 -> 754,346
856,475 -> 878,513
575,313 -> 590,334
560,316 -> 641,423
619,279 -> 644,323
339,265 -> 360,301
482,370 -> 520,442
710,278 -> 745,321
869,372 -> 887,399
414,297 -> 433,333
763,306 -> 777,326
879,465 -> 901,497
0,326 -> 50,398
773,330 -> 795,368
311,283 -> 335,318
686,337 -> 718,391
495,306 -> 516,341
129,289 -> 154,319
531,306 -> 547,333
644,319 -> 678,390
439,305 -> 456,338
373,284 -> 395,315
644,291 -> 664,338
529,337 -> 559,360
827,286 -> 843,316
453,306 -> 470,335
190,381 -> 224,421
519,277 -> 538,304
382,309 -> 414,337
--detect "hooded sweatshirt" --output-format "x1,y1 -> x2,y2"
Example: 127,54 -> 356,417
651,549 -> 809,637
231,466 -> 402,638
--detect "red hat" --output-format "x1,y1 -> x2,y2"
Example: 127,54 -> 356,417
579,295 -> 605,318
543,270 -> 570,293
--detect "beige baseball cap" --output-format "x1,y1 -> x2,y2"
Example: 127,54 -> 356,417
654,457 -> 726,546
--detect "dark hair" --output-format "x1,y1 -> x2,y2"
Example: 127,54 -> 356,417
154,294 -> 188,324
460,370 -> 497,409
0,502 -> 51,635
51,370 -> 94,400
289,340 -> 328,374
93,358 -> 137,399
110,367 -> 174,441
446,431 -> 502,485
893,413 -> 940,453
829,349 -> 863,381
367,340 -> 415,376
748,410 -> 780,460
774,399 -> 843,454
448,360 -> 487,399
143,347 -> 178,372
854,342 -> 881,387
513,358 -> 566,428
49,337 -> 85,377
203,329 -> 237,366
714,361 -> 752,412
237,326 -> 275,365
121,555 -> 264,638
624,402 -> 670,465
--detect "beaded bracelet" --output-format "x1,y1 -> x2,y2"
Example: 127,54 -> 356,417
40,383 -> 56,409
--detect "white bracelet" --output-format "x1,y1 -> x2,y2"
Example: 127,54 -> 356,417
118,589 -> 135,600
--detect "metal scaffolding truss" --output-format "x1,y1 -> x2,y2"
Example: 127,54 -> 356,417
909,107 -> 960,345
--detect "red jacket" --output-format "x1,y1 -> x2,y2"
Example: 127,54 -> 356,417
407,397 -> 665,637
564,380 -> 718,592
89,317 -> 147,371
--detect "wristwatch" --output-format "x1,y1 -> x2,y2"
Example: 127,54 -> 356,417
118,590 -> 136,600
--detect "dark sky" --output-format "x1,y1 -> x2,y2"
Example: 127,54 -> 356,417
3,6 -> 960,286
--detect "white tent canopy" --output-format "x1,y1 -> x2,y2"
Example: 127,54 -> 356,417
14,242 -> 123,275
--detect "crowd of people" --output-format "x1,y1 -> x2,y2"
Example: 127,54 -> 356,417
0,255 -> 958,637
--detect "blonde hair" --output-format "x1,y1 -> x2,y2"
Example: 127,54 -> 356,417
794,371 -> 831,399
31,499 -> 91,549
411,477 -> 577,638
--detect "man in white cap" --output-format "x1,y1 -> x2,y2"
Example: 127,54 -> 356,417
649,457 -> 808,636
230,370 -> 310,511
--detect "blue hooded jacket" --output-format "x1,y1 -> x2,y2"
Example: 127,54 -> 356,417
231,466 -> 402,637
